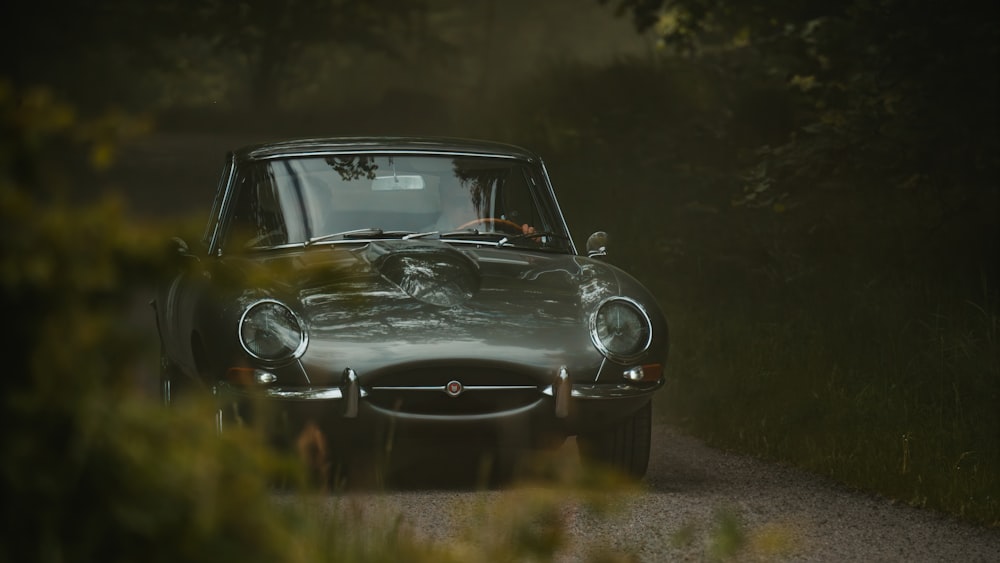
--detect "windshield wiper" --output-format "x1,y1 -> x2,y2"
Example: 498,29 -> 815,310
496,231 -> 571,248
308,228 -> 381,244
402,230 -> 441,240
403,229 -> 502,240
307,228 -> 414,245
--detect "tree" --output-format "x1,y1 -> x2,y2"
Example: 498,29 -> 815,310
1,0 -> 435,111
599,0 -> 999,201
183,0 -> 436,110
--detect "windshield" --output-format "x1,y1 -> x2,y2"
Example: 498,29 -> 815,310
220,154 -> 573,253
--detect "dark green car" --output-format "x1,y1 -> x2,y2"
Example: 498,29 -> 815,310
154,137 -> 668,480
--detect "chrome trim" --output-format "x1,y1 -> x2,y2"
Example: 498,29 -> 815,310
295,358 -> 311,385
343,368 -> 359,418
570,380 -> 664,399
253,149 -> 523,161
206,154 -> 236,252
554,366 -> 570,418
265,387 -> 346,400
255,370 -> 277,384
539,160 -> 578,255
623,366 -> 644,381
216,379 -> 661,403
476,256 -> 531,266
595,356 -> 607,382
370,385 -> 537,392
237,299 -> 309,363
589,296 -> 654,364
367,399 -> 544,422
160,371 -> 171,407
212,384 -> 224,433
214,381 -> 366,401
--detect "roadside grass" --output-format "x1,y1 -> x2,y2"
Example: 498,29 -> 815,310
493,57 -> 1000,527
656,257 -> 999,526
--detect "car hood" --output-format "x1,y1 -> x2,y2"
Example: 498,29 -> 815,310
232,240 -> 638,383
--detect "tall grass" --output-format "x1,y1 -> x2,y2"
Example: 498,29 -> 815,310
655,184 -> 999,525
487,57 -> 1000,527
660,280 -> 999,525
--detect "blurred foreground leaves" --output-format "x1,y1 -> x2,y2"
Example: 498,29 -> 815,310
0,80 -> 311,562
610,0 -> 998,188
0,82 -> 644,562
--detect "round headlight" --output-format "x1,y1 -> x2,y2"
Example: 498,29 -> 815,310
590,297 -> 652,362
239,299 -> 307,362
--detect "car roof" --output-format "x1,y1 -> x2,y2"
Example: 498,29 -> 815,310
235,136 -> 542,162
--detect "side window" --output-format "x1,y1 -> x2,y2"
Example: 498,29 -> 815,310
223,168 -> 289,251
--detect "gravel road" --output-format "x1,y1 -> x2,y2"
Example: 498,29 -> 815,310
309,422 -> 1000,562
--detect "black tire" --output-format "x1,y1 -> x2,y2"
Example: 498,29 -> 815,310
577,400 -> 652,478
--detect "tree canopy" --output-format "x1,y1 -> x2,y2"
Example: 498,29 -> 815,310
600,0 -> 999,203
1,0 -> 435,111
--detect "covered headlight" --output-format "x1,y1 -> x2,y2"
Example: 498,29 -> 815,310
239,299 -> 308,362
590,297 -> 652,362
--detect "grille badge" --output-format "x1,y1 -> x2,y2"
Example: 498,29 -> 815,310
445,380 -> 463,397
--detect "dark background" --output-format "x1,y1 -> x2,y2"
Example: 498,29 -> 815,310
2,0 -> 998,527
2,0 -> 653,220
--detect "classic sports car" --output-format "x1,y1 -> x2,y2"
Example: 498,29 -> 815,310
154,137 -> 668,479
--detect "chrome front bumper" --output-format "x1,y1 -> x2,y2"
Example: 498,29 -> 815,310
215,365 -> 663,421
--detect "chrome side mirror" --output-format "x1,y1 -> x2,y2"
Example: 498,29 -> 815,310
586,231 -> 609,258
167,236 -> 199,267
170,236 -> 190,256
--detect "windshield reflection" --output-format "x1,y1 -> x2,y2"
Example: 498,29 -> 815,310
223,154 -> 573,253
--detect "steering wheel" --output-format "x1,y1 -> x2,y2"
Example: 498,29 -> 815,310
455,217 -> 524,233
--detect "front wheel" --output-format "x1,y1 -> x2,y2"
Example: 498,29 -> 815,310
576,400 -> 652,478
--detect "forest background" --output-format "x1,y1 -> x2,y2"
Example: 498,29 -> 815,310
1,0 -> 997,559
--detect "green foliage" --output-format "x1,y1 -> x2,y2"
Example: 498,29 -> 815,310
484,41 -> 998,524
649,189 -> 1000,525
603,0 -> 999,207
1,0 -> 437,112
1,83 -> 651,562
668,505 -> 801,561
0,80 -> 307,562
496,57 -> 733,169
513,3 -> 1000,525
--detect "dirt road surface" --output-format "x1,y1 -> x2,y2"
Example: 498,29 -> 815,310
306,423 -> 1000,562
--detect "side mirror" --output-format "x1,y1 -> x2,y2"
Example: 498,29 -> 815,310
166,237 -> 198,268
586,231 -> 609,258
170,237 -> 190,256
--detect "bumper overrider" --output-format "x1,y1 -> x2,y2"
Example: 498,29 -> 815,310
213,365 -> 664,434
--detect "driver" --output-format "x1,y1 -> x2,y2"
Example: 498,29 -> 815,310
435,178 -> 536,235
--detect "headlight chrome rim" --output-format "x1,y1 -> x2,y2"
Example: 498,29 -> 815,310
238,299 -> 308,362
589,296 -> 653,363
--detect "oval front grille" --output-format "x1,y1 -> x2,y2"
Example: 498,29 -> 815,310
367,367 -> 541,416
